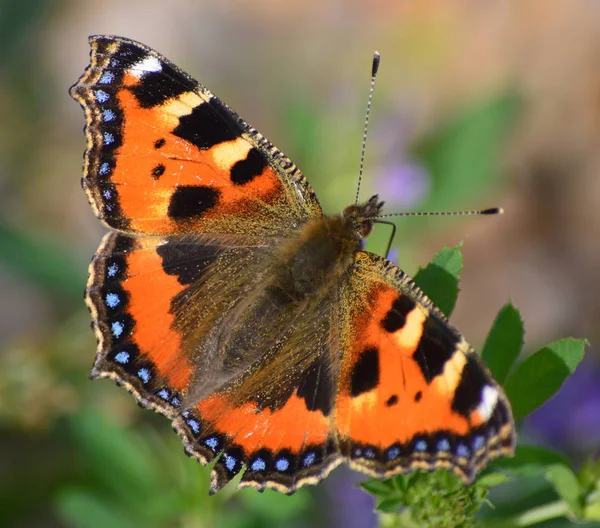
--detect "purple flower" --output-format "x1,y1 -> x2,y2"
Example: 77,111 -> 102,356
323,467 -> 377,528
525,355 -> 600,454
375,161 -> 430,209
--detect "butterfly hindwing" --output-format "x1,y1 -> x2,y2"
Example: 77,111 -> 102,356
70,35 -> 322,236
173,284 -> 343,494
335,252 -> 515,482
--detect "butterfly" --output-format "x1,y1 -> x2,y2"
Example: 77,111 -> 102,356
70,35 -> 515,495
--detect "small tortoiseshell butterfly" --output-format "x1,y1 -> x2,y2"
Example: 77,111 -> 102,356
70,35 -> 515,494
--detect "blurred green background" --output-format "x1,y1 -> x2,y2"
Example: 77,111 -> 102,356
1,1 -> 599,527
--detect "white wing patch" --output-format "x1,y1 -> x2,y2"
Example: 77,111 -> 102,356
476,385 -> 499,421
129,56 -> 162,78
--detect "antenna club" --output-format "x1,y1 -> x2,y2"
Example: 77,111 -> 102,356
372,51 -> 381,77
482,207 -> 504,215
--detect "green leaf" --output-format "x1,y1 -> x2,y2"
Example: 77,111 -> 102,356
376,497 -> 405,513
413,92 -> 519,210
546,464 -> 583,517
493,445 -> 571,476
476,472 -> 510,489
481,303 -> 524,383
503,338 -> 586,420
413,244 -> 463,316
359,479 -> 396,497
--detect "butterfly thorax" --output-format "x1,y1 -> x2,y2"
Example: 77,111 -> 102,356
277,195 -> 384,299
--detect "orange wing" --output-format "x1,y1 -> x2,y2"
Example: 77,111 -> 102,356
70,35 -> 322,236
335,252 -> 515,483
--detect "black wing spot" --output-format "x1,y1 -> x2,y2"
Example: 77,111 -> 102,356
412,316 -> 459,383
381,295 -> 416,333
168,185 -> 220,219
173,98 -> 242,150
414,391 -> 422,402
385,395 -> 398,407
152,164 -> 165,179
451,355 -> 489,417
154,138 -> 166,149
230,148 -> 267,185
297,355 -> 334,417
350,347 -> 380,396
130,61 -> 196,108
157,240 -> 224,286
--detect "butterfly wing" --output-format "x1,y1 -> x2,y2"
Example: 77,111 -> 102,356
171,281 -> 343,494
70,35 -> 322,236
335,251 -> 515,483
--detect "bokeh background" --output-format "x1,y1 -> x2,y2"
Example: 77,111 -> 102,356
1,1 -> 599,526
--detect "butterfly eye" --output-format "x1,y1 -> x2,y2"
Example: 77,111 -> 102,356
361,220 -> 374,237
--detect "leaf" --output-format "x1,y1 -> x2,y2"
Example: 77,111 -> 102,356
359,479 -> 396,497
546,464 -> 583,517
481,303 -> 524,383
413,244 -> 463,316
503,338 -> 586,420
413,92 -> 520,210
376,497 -> 405,513
492,445 -> 571,476
476,472 -> 510,489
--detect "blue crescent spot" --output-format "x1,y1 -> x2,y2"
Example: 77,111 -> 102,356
99,71 -> 115,84
95,90 -> 109,103
365,448 -> 376,459
456,443 -> 470,458
105,293 -> 120,308
303,452 -> 316,467
275,458 -> 289,472
187,419 -> 200,433
415,440 -> 428,452
224,454 -> 236,472
107,263 -> 118,277
387,446 -> 400,460
102,109 -> 116,122
103,190 -> 112,200
104,132 -> 115,145
158,389 -> 170,400
137,368 -> 151,384
171,396 -> 181,407
111,321 -> 123,338
436,438 -> 451,452
473,436 -> 485,451
99,162 -> 110,176
114,351 -> 129,364
204,436 -> 218,450
251,458 -> 266,472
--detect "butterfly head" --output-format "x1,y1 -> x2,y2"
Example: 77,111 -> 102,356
343,195 -> 384,238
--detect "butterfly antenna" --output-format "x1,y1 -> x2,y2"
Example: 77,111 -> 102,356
372,207 -> 504,219
355,51 -> 381,205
